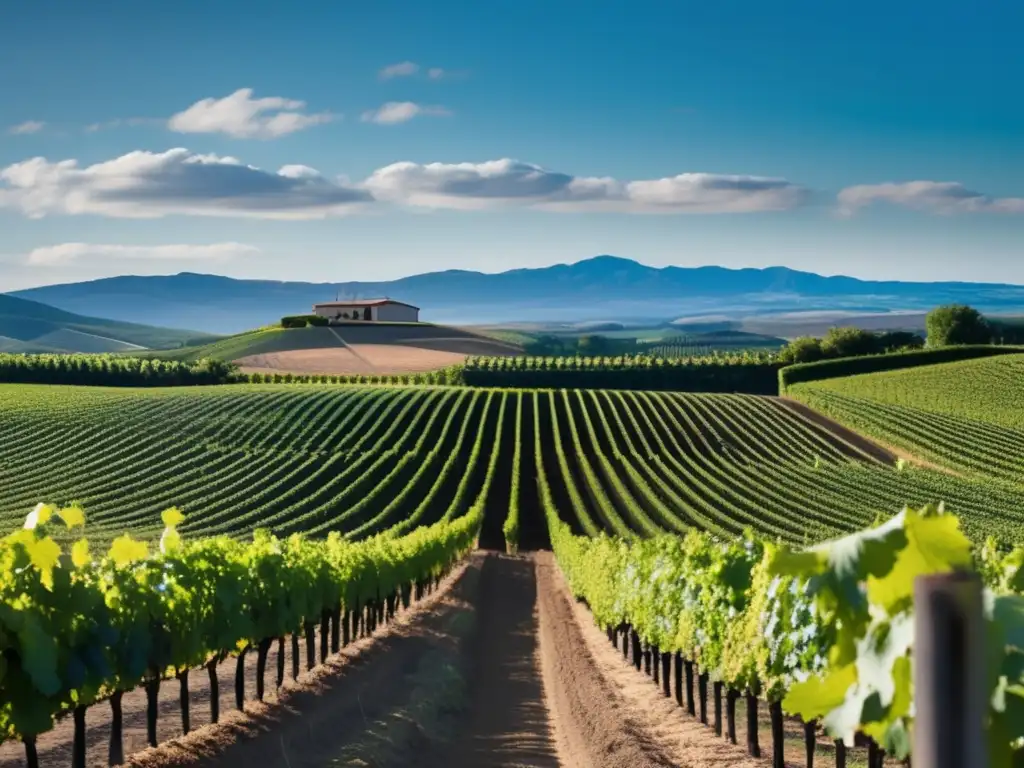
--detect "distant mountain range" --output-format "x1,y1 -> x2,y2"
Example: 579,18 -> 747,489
11,255 -> 1024,335
0,293 -> 213,353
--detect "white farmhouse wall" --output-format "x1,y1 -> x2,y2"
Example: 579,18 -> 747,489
375,304 -> 419,322
311,302 -> 419,322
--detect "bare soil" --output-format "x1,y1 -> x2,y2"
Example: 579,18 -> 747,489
235,325 -> 517,376
237,344 -> 469,376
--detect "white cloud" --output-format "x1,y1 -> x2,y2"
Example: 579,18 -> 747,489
0,148 -> 372,219
168,88 -> 335,139
365,159 -> 806,213
0,149 -> 804,219
837,181 -> 1024,217
26,242 -> 259,266
379,61 -> 419,79
427,67 -> 446,80
360,102 -> 451,125
8,121 -> 45,135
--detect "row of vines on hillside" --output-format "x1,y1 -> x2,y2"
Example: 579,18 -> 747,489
0,354 -> 240,386
0,503 -> 482,766
537,464 -> 1024,767
463,352 -> 781,393
4,386 -> 1024,547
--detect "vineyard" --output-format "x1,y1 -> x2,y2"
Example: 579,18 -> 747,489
2,377 -> 1024,767
789,353 -> 1024,483
2,384 -> 1024,548
461,352 -> 781,392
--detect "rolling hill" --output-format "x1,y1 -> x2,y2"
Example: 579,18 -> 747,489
0,293 -> 216,353
145,323 -> 520,374
12,255 -> 1024,334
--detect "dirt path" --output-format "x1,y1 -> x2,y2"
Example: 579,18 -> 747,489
427,554 -> 561,767
427,553 -> 771,768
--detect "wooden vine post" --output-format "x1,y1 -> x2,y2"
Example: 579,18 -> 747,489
256,638 -> 272,701
145,672 -> 160,747
913,572 -> 988,768
684,659 -> 696,716
768,700 -> 785,768
277,637 -> 286,689
177,669 -> 191,734
234,647 -> 248,710
745,691 -> 761,758
72,705 -> 86,768
674,652 -> 684,706
206,659 -> 220,723
109,690 -> 125,766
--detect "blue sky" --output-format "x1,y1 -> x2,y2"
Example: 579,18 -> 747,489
1,0 -> 1022,290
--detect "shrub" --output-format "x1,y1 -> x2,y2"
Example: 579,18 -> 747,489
777,336 -> 825,364
926,305 -> 991,347
820,326 -> 881,358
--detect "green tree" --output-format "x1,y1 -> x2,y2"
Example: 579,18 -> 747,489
576,334 -> 611,356
876,330 -> 924,351
925,304 -> 991,347
820,326 -> 881,358
778,336 -> 825,364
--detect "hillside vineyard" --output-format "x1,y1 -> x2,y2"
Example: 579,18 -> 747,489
2,383 -> 1023,546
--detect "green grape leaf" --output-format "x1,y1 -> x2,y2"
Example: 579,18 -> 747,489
7,686 -> 56,738
108,535 -> 148,566
824,512 -> 906,585
18,614 -> 60,696
888,655 -> 912,721
768,547 -> 825,577
867,509 -> 973,614
57,505 -> 85,529
23,503 -> 54,530
27,536 -> 61,588
783,663 -> 857,720
71,539 -> 91,568
993,595 -> 1024,651
161,508 -> 185,528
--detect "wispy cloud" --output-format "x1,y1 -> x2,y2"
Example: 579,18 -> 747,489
0,148 -> 371,220
365,159 -> 807,213
837,181 -> 1024,217
168,88 -> 335,139
360,102 -> 451,125
379,61 -> 419,80
26,242 -> 259,266
378,62 -> 462,81
85,117 -> 162,133
8,121 -> 45,135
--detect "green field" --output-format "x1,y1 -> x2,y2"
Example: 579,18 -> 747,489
789,353 -> 1024,483
0,293 -> 216,353
2,383 -> 1022,547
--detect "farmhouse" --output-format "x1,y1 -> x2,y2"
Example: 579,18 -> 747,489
312,298 -> 420,323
